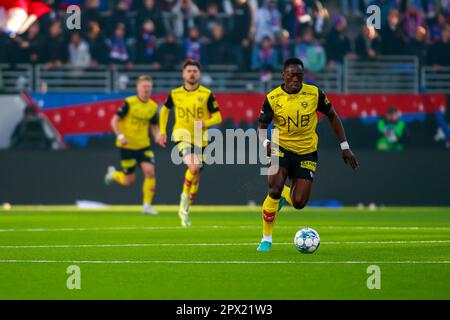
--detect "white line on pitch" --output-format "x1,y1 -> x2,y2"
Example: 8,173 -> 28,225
1,240 -> 449,249
0,225 -> 450,233
0,259 -> 448,265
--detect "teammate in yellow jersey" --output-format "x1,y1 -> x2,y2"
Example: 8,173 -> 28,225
257,58 -> 359,251
156,60 -> 222,227
104,75 -> 160,215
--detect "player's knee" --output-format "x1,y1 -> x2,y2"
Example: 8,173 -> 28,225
268,186 -> 283,199
292,198 -> 308,210
144,168 -> 155,178
189,165 -> 200,176
123,175 -> 135,186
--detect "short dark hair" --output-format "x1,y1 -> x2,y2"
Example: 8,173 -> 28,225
183,59 -> 201,70
283,58 -> 304,70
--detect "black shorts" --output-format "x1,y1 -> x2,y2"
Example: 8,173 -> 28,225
176,141 -> 206,169
273,146 -> 318,181
119,147 -> 155,175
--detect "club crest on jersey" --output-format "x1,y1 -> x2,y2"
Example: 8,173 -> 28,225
197,97 -> 204,103
301,102 -> 308,108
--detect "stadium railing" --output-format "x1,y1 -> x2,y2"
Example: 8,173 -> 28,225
0,64 -> 33,93
3,58 -> 449,94
34,64 -> 112,93
112,65 -> 341,93
421,66 -> 450,93
343,55 -> 419,93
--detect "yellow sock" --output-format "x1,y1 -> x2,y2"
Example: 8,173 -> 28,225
281,185 -> 293,206
143,177 -> 156,205
182,169 -> 195,195
112,171 -> 125,185
262,195 -> 280,241
189,181 -> 199,205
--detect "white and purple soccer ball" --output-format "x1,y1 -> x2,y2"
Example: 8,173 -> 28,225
294,227 -> 320,253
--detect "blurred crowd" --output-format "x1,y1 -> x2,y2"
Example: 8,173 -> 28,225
0,0 -> 449,72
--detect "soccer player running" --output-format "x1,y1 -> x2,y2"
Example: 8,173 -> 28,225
156,60 -> 222,227
257,58 -> 359,251
105,75 -> 160,215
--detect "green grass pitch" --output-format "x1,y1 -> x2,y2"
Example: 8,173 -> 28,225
0,206 -> 449,300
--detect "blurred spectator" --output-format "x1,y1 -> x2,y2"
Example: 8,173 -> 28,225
16,23 -> 44,64
309,0 -> 328,39
183,26 -> 204,62
10,105 -> 60,150
428,26 -> 450,68
254,0 -> 282,43
230,0 -> 253,67
408,25 -> 428,66
377,107 -> 406,151
428,10 -> 448,42
206,23 -> 231,64
239,37 -> 255,71
252,36 -> 280,72
369,0 -> 398,27
279,0 -> 309,40
68,31 -> 91,67
44,20 -> 68,68
355,25 -> 381,59
86,21 -> 109,67
325,16 -> 352,68
199,2 -> 222,38
136,19 -> 160,67
295,27 -> 326,73
107,0 -> 132,37
275,29 -> 293,65
107,23 -> 132,66
171,0 -> 201,38
82,0 -> 104,31
136,0 -> 166,38
434,107 -> 450,148
157,33 -> 183,70
379,8 -> 409,55
401,2 -> 426,39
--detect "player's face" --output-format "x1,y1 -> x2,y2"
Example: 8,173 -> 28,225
137,80 -> 152,99
183,66 -> 200,86
283,64 -> 304,93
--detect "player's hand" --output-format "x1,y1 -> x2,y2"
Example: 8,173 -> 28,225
118,134 -> 128,146
195,120 -> 206,129
342,149 -> 358,170
156,134 -> 167,148
263,140 -> 271,157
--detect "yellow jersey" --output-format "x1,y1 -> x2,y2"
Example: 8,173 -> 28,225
163,85 -> 220,147
259,83 -> 332,155
115,95 -> 159,150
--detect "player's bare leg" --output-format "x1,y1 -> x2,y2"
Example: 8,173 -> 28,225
189,174 -> 200,205
290,178 -> 313,210
141,162 -> 158,215
179,153 -> 201,227
257,166 -> 289,251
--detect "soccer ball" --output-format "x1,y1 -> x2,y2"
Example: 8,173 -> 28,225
294,227 -> 320,253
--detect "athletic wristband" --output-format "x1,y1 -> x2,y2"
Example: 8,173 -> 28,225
118,134 -> 125,141
340,141 -> 350,150
263,139 -> 270,148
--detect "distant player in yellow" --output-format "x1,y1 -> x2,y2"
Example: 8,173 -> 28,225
156,60 -> 222,227
104,75 -> 160,215
257,58 -> 359,251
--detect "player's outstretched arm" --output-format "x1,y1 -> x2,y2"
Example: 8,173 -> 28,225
202,111 -> 222,128
111,114 -> 127,146
258,122 -> 271,157
325,107 -> 359,170
157,106 -> 170,147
